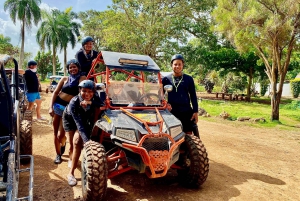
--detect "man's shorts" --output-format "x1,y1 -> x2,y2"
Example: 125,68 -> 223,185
62,110 -> 77,132
172,110 -> 195,133
26,92 -> 41,103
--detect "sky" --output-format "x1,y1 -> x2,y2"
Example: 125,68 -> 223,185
0,0 -> 112,68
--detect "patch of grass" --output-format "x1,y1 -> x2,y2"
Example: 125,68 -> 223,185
199,99 -> 300,129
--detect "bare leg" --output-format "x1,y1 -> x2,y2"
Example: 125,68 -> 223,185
35,99 -> 42,119
57,119 -> 66,146
52,114 -> 61,155
68,131 -> 83,177
67,130 -> 75,161
27,102 -> 35,110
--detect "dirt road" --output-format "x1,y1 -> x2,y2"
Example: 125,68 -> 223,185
19,86 -> 300,201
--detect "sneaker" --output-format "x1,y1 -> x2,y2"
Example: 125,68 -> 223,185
54,155 -> 62,164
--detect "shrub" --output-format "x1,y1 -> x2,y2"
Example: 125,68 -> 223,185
290,78 -> 300,98
204,79 -> 214,93
281,100 -> 300,110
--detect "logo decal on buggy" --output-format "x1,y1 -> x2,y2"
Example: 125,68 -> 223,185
134,113 -> 157,122
103,115 -> 111,123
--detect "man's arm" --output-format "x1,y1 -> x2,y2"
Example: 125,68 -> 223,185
188,76 -> 199,123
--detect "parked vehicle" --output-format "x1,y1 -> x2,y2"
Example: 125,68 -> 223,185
81,51 -> 209,200
45,75 -> 63,93
0,54 -> 34,200
5,68 -> 33,164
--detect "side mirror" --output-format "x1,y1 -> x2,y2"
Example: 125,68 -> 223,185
96,83 -> 105,91
164,85 -> 173,93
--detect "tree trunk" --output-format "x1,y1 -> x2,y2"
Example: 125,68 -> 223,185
20,18 -> 25,68
246,67 -> 253,101
64,47 -> 67,76
52,46 -> 56,75
270,91 -> 280,121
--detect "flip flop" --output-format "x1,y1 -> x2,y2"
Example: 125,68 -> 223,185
37,116 -> 47,121
67,174 -> 77,187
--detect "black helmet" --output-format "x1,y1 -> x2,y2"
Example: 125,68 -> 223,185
171,54 -> 184,64
66,59 -> 81,72
27,60 -> 37,66
81,36 -> 94,46
78,80 -> 95,90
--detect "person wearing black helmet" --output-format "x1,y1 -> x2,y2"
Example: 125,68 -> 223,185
162,54 -> 199,136
75,36 -> 98,78
24,60 -> 44,120
62,80 -> 105,186
48,59 -> 86,164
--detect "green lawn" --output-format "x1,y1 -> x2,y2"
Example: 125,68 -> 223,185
199,98 -> 300,129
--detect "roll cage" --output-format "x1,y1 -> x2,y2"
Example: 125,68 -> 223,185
87,51 -> 168,110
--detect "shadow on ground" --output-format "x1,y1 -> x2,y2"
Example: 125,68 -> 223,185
102,160 -> 285,201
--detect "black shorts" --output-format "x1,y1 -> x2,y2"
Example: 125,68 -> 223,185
62,111 -> 77,132
172,110 -> 195,133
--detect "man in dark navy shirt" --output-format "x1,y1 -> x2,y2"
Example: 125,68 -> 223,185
75,36 -> 98,78
24,60 -> 45,120
162,54 -> 198,135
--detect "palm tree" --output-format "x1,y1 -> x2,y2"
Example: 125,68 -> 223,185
4,0 -> 41,67
57,7 -> 81,75
36,9 -> 63,76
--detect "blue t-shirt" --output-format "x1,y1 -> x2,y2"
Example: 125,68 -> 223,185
162,73 -> 198,113
24,69 -> 39,92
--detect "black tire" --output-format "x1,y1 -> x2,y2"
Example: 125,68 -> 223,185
45,88 -> 48,93
20,120 -> 32,164
24,110 -> 33,122
81,141 -> 108,201
176,134 -> 209,188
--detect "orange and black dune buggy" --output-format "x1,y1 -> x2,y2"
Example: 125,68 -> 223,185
81,51 -> 209,201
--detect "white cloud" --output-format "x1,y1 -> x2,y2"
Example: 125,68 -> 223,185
1,0 -> 111,69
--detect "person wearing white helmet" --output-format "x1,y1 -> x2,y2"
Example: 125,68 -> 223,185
162,54 -> 199,136
62,79 -> 105,186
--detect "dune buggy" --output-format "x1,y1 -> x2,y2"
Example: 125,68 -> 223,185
0,54 -> 34,200
45,75 -> 63,93
81,51 -> 209,200
5,67 -> 33,164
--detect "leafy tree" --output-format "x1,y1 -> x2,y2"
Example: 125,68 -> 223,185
4,0 -> 41,68
79,0 -> 216,63
0,34 -> 14,54
213,0 -> 300,120
34,51 -> 61,80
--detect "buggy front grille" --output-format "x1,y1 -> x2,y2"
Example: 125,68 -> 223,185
141,137 -> 169,152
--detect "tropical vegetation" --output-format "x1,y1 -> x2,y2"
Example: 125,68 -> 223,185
2,0 -> 300,121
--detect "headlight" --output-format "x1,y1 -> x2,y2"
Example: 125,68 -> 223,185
169,126 -> 182,138
116,129 -> 137,142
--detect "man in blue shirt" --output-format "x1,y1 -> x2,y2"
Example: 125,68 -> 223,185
24,60 -> 45,120
162,54 -> 198,135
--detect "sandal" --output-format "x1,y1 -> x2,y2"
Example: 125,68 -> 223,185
67,174 -> 77,186
35,117 -> 47,122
